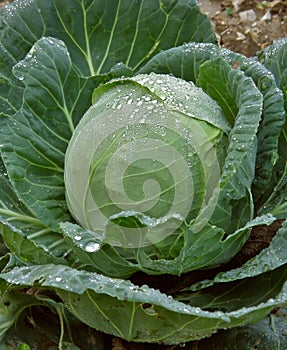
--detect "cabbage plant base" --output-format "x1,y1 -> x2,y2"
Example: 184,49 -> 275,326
1,0 -> 287,349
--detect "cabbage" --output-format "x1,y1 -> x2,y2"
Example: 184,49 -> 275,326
0,0 -> 287,348
65,74 -> 228,250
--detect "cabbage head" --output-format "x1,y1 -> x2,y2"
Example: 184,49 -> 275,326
1,0 -> 287,348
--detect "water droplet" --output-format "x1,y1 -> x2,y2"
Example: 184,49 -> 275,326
74,235 -> 82,241
85,242 -> 100,252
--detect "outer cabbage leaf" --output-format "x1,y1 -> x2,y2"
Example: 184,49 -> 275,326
0,289 -> 105,349
0,37 -> 107,230
0,157 -> 68,264
220,50 -> 285,203
174,265 -> 287,315
257,37 -> 287,219
0,290 -> 40,342
0,0 -> 216,76
1,263 -> 287,345
61,222 -> 139,278
141,44 -> 264,232
140,43 -> 286,207
260,163 -> 287,219
135,215 -> 275,275
195,310 -> 287,349
0,0 -> 217,119
0,221 -> 66,265
189,218 -> 287,292
257,37 -> 287,89
138,42 -> 221,82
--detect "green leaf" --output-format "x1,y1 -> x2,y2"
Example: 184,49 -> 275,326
257,38 -> 287,168
139,42 -> 221,82
257,38 -> 287,218
136,214 -> 275,275
189,219 -> 287,292
0,75 -> 23,119
0,156 -> 38,229
0,156 -> 69,263
221,50 -> 285,204
197,57 -> 262,232
140,44 -> 263,232
0,290 -> 40,341
0,220 -> 66,265
0,0 -> 216,119
258,37 -> 287,88
0,290 -> 104,349
195,310 -> 287,349
259,162 -> 287,218
61,222 -> 139,278
0,37 -> 100,230
2,264 -> 287,345
175,265 -> 287,315
0,0 -> 216,75
197,58 -> 239,126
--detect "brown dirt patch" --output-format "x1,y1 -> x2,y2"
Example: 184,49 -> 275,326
200,0 -> 287,56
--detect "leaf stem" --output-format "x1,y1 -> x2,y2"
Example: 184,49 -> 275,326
48,238 -> 65,250
96,0 -> 121,74
82,2 -> 95,75
128,302 -> 136,339
0,209 -> 42,226
27,228 -> 52,240
56,304 -> 65,350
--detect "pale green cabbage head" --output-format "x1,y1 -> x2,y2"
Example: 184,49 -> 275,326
65,73 -> 228,249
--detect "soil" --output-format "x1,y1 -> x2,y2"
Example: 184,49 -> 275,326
200,0 -> 287,56
0,0 -> 9,8
1,1 -> 287,350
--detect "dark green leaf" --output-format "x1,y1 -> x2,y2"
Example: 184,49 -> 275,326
195,310 -> 287,349
197,57 -> 262,232
0,220 -> 66,265
176,264 -> 287,313
0,0 -> 216,75
61,222 -> 139,278
221,50 -> 285,203
1,264 -> 287,344
0,0 -> 217,118
0,37 -> 99,230
189,218 -> 287,292
0,290 -> 40,341
258,37 -> 287,88
139,42 -> 221,82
